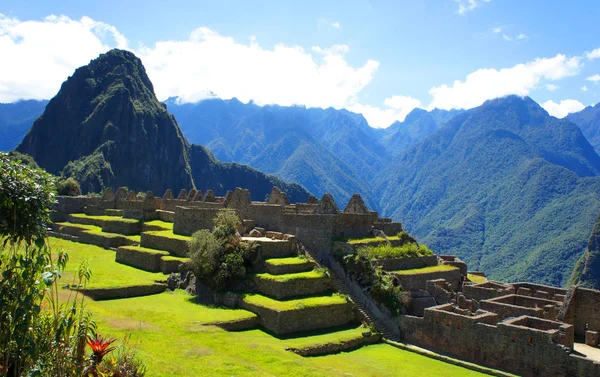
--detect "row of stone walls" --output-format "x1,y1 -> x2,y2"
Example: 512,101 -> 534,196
463,281 -> 515,301
394,268 -> 462,291
52,196 -> 101,221
480,294 -> 556,320
398,308 -> 595,377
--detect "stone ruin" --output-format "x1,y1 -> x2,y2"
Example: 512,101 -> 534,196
51,185 -> 600,377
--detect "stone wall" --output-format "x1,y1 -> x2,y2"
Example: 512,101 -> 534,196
52,196 -> 101,222
253,275 -> 332,300
116,246 -> 169,272
397,306 -> 598,377
480,294 -> 559,320
173,206 -> 222,235
463,281 -> 515,302
563,287 -> 600,337
240,299 -> 356,335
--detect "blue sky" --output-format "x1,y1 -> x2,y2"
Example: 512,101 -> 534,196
1,0 -> 599,127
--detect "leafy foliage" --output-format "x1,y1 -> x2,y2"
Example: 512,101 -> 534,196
188,211 -> 256,292
376,96 -> 600,286
0,152 -> 55,246
57,177 -> 82,196
340,253 -> 407,316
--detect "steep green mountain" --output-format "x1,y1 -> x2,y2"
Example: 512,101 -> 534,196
569,211 -> 600,289
376,96 -> 600,286
16,49 -> 310,202
380,108 -> 462,156
0,100 -> 48,151
567,103 -> 600,154
166,98 -> 386,208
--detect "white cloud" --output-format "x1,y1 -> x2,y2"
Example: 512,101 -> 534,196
582,85 -> 588,91
0,14 -> 127,102
586,74 -> 600,83
349,95 -> 422,128
138,28 -> 379,108
546,84 -> 559,91
331,21 -> 341,29
455,0 -> 491,15
502,34 -> 512,41
586,48 -> 600,60
541,99 -> 585,118
428,54 -> 581,110
491,26 -> 502,34
516,33 -> 527,40
0,15 -> 379,114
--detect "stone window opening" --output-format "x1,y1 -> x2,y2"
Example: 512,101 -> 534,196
511,332 -> 517,342
527,336 -> 533,345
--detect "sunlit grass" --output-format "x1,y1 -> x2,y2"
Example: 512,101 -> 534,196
392,264 -> 458,275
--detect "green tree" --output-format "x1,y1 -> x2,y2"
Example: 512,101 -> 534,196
56,177 -> 82,196
188,210 -> 255,292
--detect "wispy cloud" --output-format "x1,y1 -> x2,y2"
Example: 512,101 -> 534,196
491,26 -> 527,42
541,99 -> 585,118
331,21 -> 341,29
586,74 -> 600,83
455,0 -> 491,15
585,48 -> 600,60
546,84 -> 559,91
428,54 -> 581,110
582,85 -> 588,91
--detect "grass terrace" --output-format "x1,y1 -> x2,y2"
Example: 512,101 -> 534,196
357,243 -> 433,260
254,270 -> 327,282
392,264 -> 458,275
70,213 -> 140,224
242,293 -> 348,311
283,325 -> 367,348
468,273 -> 488,284
56,222 -> 141,243
47,237 -> 165,289
143,219 -> 174,230
143,229 -> 191,241
265,256 -> 309,266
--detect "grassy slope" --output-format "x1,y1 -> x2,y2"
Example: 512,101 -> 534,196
48,237 -> 165,288
50,237 -> 489,376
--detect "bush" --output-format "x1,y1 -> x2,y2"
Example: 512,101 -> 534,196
57,177 -> 82,196
188,211 -> 255,292
0,152 -> 55,246
341,253 -> 408,316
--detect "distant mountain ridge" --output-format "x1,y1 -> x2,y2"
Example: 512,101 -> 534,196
570,210 -> 600,289
567,103 -> 600,155
375,95 -> 600,286
165,97 -> 458,209
16,49 -> 310,202
0,100 -> 48,151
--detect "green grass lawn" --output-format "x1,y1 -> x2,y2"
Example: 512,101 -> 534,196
47,237 -> 165,288
79,291 -> 490,377
70,213 -> 140,224
242,293 -> 349,311
254,270 -> 326,282
143,220 -> 174,230
468,273 -> 488,284
392,264 -> 458,275
346,235 -> 402,244
50,237 -> 491,377
143,230 -> 191,241
265,257 -> 310,266
56,222 -> 141,243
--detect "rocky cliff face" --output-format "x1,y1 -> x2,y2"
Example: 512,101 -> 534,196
570,212 -> 600,289
17,49 -> 310,202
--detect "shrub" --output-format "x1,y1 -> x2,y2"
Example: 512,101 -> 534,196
57,177 -> 82,196
188,210 -> 255,292
341,253 -> 408,316
0,152 -> 55,246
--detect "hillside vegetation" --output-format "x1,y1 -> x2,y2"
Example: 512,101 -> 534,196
15,49 -> 309,202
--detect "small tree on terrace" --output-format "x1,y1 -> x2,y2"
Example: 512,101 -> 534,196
188,210 -> 255,292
